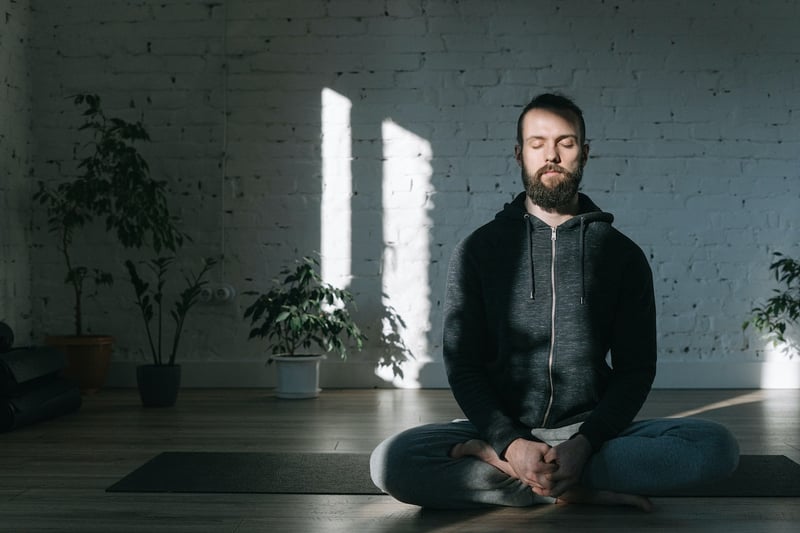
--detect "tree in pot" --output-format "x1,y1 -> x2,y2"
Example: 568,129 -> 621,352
126,257 -> 216,407
243,256 -> 366,399
743,252 -> 799,358
34,94 -> 185,393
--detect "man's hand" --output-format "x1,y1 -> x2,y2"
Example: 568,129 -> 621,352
534,434 -> 593,497
503,438 -> 557,491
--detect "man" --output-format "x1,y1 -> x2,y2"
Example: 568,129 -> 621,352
370,93 -> 740,510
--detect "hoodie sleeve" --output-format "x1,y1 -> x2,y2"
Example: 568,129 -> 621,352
577,246 -> 657,451
443,239 -> 532,456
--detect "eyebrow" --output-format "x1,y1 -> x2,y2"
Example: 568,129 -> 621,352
524,134 -> 579,143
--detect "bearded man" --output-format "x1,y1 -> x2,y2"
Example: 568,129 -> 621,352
369,93 -> 739,510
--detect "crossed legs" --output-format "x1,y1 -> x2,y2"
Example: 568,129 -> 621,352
370,418 -> 739,510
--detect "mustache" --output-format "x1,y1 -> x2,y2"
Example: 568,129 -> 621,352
535,164 -> 571,178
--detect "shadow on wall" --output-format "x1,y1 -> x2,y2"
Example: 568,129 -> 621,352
374,298 -> 416,380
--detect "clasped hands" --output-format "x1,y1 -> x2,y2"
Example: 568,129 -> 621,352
503,434 -> 593,497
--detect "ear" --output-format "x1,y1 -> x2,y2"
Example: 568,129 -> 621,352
514,144 -> 522,166
581,143 -> 590,166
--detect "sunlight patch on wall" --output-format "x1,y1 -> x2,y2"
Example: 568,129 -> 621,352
320,88 -> 353,289
760,340 -> 800,388
376,119 -> 434,388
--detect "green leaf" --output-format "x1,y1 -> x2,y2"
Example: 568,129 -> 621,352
243,255 -> 367,359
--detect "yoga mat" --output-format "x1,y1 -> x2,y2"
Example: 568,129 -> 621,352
658,454 -> 800,497
107,453 -> 800,497
0,378 -> 82,433
107,452 -> 381,495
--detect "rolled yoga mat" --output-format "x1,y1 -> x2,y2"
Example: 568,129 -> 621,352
0,322 -> 13,353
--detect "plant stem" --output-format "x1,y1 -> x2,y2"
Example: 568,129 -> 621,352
138,291 -> 158,364
144,313 -> 158,365
157,276 -> 163,366
169,314 -> 184,366
61,226 -> 82,336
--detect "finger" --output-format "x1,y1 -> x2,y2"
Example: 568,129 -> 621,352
548,468 -> 574,482
531,485 -> 552,497
544,448 -> 559,464
527,480 -> 546,491
519,472 -> 552,488
547,479 -> 576,498
523,474 -> 552,491
533,462 -> 559,475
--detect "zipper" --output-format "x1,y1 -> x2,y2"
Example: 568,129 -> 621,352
541,225 -> 557,427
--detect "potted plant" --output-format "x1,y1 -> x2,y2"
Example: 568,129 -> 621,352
243,256 -> 366,399
744,252 -> 799,357
34,94 -> 185,392
125,257 -> 215,407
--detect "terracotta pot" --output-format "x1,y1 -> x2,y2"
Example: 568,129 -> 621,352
46,335 -> 113,394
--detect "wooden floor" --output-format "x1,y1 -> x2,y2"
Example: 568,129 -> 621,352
1,388 -> 799,532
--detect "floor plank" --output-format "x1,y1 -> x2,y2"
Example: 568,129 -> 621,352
0,388 -> 798,532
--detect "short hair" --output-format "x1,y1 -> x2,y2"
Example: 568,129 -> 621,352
516,93 -> 587,146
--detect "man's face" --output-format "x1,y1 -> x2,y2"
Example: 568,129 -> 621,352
515,108 -> 589,209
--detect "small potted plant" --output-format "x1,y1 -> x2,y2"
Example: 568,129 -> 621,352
34,94 -> 184,392
243,256 -> 366,399
744,252 -> 799,357
125,257 -> 216,407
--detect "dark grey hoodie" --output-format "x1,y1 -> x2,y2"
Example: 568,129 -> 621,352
443,192 -> 657,455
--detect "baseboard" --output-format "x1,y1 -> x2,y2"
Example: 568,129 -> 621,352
105,360 -> 445,389
105,360 -> 800,389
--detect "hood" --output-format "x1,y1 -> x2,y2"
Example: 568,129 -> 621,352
496,192 -> 615,301
495,192 -> 614,226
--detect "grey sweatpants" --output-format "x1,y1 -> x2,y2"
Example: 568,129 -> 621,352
370,417 -> 739,508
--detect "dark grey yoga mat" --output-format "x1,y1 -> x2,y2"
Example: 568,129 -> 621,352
107,452 -> 382,495
107,453 -> 800,496
657,454 -> 800,497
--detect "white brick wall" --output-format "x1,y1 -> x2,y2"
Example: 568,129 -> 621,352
0,0 -> 32,345
24,0 -> 800,388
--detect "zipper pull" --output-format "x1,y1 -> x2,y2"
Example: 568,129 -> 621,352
551,226 -> 557,241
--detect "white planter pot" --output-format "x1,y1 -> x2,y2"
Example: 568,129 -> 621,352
272,355 -> 326,399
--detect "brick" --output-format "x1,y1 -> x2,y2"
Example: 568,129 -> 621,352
226,0 -> 326,20
327,1 -> 386,18
6,0 -> 795,374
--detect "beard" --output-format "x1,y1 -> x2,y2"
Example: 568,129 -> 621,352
522,162 -> 583,209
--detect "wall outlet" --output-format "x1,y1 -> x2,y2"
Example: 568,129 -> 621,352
213,283 -> 236,303
201,283 -> 236,304
199,287 -> 214,303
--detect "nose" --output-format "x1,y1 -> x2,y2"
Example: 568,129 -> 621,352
544,144 -> 560,163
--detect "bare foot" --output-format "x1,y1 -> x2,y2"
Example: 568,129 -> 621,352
450,439 -> 652,512
450,439 -> 518,478
556,486 -> 654,512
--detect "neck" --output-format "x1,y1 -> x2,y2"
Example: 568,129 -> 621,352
524,194 -> 580,227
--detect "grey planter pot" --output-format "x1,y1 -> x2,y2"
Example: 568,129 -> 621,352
272,355 -> 326,399
137,364 -> 181,407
